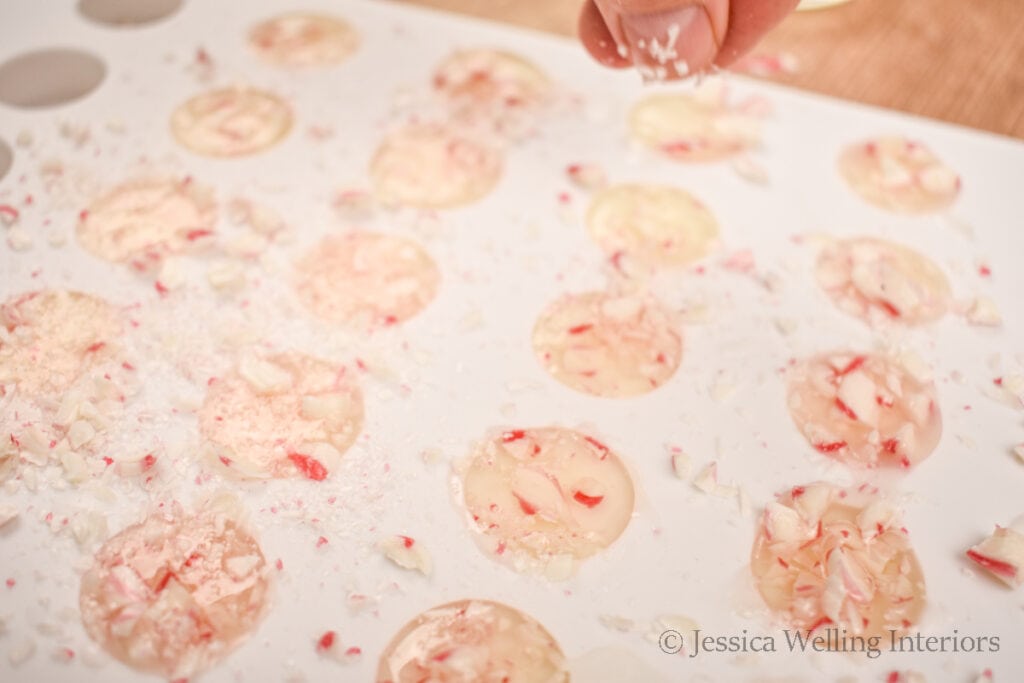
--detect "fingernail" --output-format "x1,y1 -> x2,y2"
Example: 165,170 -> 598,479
620,5 -> 718,80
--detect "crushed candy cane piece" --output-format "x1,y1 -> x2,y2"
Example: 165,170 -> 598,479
670,450 -> 690,479
566,163 -> 607,191
967,526 -> 1024,588
732,155 -> 770,185
692,461 -> 736,499
6,228 -> 32,251
238,356 -> 293,395
966,297 -> 1003,327
0,504 -> 18,528
7,638 -> 36,666
598,614 -> 635,632
379,535 -> 432,575
207,261 -> 246,291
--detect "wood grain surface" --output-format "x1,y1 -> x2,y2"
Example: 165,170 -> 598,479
401,0 -> 1024,139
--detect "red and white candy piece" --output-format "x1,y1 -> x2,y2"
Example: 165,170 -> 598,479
967,525 -> 1024,588
786,352 -> 943,468
171,87 -> 293,157
586,183 -> 719,270
532,290 -> 682,398
369,123 -> 502,209
249,13 -> 359,67
965,296 -> 1003,327
379,535 -> 432,576
815,237 -> 952,326
77,177 -> 217,267
79,505 -> 270,679
566,162 -> 607,191
199,352 -> 363,480
293,232 -> 440,328
375,599 -> 567,683
838,137 -> 960,214
459,427 -> 635,575
751,482 -> 926,638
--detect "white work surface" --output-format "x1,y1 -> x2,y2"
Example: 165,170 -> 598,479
1,0 -> 1023,681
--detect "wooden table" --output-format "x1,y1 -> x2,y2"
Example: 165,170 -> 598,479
402,0 -> 1024,139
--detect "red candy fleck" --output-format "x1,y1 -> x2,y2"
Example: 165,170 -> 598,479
85,341 -> 105,353
287,452 -> 328,481
878,300 -> 901,318
661,141 -> 692,154
572,491 -> 604,508
834,397 -> 858,421
316,536 -> 329,548
317,631 -> 336,652
567,323 -> 593,335
814,440 -> 847,453
501,429 -> 525,443
154,569 -> 175,592
836,355 -> 866,376
805,616 -> 832,633
967,549 -> 1018,579
154,281 -> 169,297
185,228 -> 213,241
513,493 -> 538,516
399,535 -> 414,549
583,435 -> 610,459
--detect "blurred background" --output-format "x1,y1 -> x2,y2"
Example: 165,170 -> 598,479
402,0 -> 1024,138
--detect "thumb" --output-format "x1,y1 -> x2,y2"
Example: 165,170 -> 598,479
591,0 -> 730,79
580,0 -> 798,78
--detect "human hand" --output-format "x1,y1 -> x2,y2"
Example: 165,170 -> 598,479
579,0 -> 799,80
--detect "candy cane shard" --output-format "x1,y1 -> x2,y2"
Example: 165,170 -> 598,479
967,526 -> 1024,588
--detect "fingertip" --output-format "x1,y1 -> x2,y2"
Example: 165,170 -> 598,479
578,0 -> 632,69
